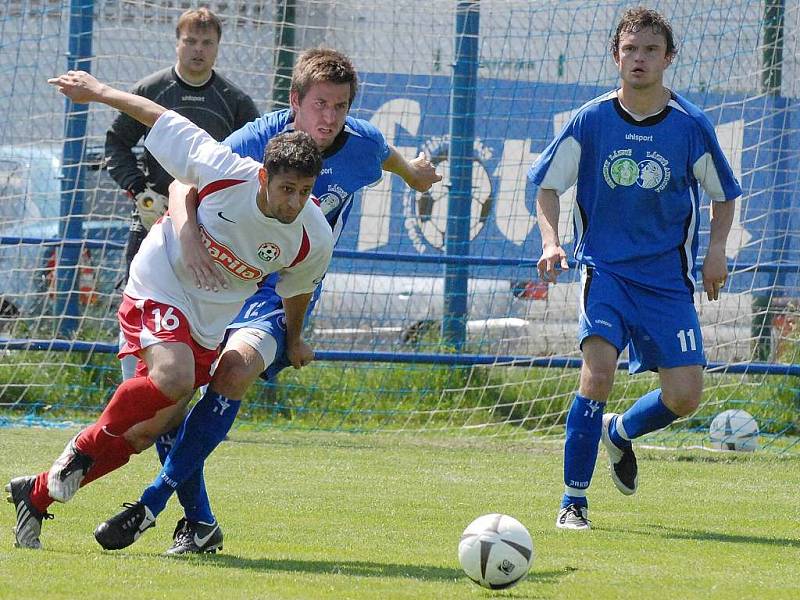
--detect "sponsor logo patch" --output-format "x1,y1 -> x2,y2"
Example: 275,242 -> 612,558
258,242 -> 281,261
603,148 -> 671,191
198,225 -> 264,280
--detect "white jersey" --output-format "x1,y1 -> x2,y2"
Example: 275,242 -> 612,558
125,110 -> 333,349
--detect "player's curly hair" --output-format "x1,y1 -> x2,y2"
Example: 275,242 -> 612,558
610,7 -> 677,58
176,8 -> 222,41
291,48 -> 358,107
262,131 -> 323,179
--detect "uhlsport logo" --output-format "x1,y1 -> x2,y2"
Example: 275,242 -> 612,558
198,226 -> 263,281
258,242 -> 281,262
603,148 -> 671,192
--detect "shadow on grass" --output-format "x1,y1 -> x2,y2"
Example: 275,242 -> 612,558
616,523 -> 799,547
176,554 -> 570,585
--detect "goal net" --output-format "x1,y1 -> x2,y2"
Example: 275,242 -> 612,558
0,0 -> 798,451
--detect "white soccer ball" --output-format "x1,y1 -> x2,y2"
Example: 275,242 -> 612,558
458,513 -> 533,590
709,409 -> 760,452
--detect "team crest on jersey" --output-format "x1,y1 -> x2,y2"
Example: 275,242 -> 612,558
604,148 -> 671,192
317,183 -> 348,216
198,226 -> 263,280
258,242 -> 281,262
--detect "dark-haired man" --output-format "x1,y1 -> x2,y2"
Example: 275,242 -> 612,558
105,7 -> 260,380
95,47 -> 441,554
6,69 -> 331,550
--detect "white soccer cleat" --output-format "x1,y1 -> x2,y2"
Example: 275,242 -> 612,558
47,434 -> 94,503
556,504 -> 591,530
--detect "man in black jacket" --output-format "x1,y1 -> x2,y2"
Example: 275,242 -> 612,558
105,7 -> 260,378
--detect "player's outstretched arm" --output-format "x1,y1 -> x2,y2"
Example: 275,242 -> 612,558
536,188 -> 569,284
702,199 -> 736,301
283,292 -> 315,369
382,146 -> 442,192
48,70 -> 165,128
168,180 -> 228,292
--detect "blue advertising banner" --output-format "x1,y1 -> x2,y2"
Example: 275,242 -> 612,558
338,73 -> 799,294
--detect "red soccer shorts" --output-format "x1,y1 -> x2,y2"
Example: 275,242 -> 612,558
117,293 -> 219,387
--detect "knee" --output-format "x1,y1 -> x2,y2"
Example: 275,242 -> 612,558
212,351 -> 261,398
662,388 -> 701,417
125,405 -> 187,452
580,369 -> 615,401
148,364 -> 195,401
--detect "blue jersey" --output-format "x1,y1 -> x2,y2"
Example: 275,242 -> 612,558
224,109 -> 390,294
223,109 -> 389,330
528,90 -> 741,298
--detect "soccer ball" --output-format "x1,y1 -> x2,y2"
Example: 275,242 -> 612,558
709,409 -> 760,452
458,513 -> 533,589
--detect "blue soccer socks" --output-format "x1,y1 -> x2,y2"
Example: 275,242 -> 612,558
610,389 -> 678,448
141,388 -> 240,517
562,394 -> 605,509
154,427 -> 214,523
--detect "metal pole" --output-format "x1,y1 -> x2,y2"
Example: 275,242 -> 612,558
443,0 -> 479,349
57,0 -> 94,336
752,0 -> 785,360
272,0 -> 296,111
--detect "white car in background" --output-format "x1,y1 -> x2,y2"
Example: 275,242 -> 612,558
312,271 -> 552,353
0,145 -> 63,317
0,144 -> 128,320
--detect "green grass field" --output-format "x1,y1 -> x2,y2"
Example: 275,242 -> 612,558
1,427 -> 798,600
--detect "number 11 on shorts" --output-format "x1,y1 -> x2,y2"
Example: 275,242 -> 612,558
676,328 -> 697,352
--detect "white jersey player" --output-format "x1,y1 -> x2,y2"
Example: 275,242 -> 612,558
2,70 -> 330,553
126,110 -> 332,350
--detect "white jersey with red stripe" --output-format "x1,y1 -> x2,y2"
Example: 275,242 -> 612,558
124,110 -> 333,349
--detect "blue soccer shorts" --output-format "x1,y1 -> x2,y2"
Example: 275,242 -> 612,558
576,266 -> 706,373
225,282 -> 322,381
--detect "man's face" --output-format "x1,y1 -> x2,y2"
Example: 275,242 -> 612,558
176,26 -> 219,80
290,81 -> 351,150
259,169 -> 317,224
614,28 -> 673,90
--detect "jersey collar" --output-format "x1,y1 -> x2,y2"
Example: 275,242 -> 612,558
612,89 -> 674,127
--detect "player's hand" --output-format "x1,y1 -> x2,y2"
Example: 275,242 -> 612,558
134,187 -> 168,230
173,186 -> 227,292
286,339 -> 314,369
537,243 -> 569,283
179,228 -> 227,294
702,243 -> 728,301
407,152 -> 442,192
47,70 -> 105,103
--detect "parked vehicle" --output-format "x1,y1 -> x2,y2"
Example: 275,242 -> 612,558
0,144 -> 129,320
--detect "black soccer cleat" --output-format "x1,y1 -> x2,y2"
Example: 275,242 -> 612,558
6,476 -> 54,549
601,413 -> 638,495
94,501 -> 156,550
165,517 -> 223,555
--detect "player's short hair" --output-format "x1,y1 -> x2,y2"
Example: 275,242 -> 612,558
176,7 -> 222,41
610,7 -> 677,58
290,48 -> 358,107
262,131 -> 323,179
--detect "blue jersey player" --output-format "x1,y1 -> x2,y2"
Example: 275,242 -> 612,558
528,8 -> 740,530
95,48 -> 441,552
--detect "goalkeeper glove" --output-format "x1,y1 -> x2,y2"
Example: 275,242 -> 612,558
133,186 -> 168,230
